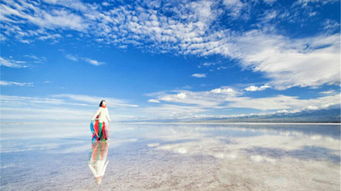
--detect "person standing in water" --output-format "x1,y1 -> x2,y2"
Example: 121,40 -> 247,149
91,100 -> 111,141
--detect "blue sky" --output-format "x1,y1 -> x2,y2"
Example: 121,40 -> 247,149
0,0 -> 340,121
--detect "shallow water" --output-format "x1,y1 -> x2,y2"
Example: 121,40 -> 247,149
1,122 -> 340,191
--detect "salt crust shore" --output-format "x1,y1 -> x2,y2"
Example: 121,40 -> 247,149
1,123 -> 340,191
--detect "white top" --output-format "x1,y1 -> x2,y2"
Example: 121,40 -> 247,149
92,107 -> 111,123
88,159 -> 109,178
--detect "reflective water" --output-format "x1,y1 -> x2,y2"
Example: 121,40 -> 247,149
1,123 -> 340,190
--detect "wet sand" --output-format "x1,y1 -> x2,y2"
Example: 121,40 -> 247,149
1,123 -> 340,190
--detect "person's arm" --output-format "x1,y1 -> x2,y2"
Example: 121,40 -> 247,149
91,108 -> 101,121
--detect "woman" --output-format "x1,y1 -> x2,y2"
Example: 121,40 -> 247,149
91,100 -> 111,141
88,141 -> 109,184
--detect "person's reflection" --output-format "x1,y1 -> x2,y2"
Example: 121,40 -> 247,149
88,141 -> 109,184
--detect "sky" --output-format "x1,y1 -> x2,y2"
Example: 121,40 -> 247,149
0,0 -> 340,122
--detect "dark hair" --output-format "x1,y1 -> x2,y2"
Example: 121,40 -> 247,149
99,100 -> 106,107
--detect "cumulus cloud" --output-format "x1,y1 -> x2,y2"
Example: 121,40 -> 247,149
52,94 -> 138,108
0,55 -> 45,68
263,0 -> 277,4
210,87 -> 238,95
0,80 -> 33,86
0,1 -> 87,31
1,89 -> 339,121
148,99 -> 160,103
65,54 -> 78,62
24,55 -> 46,64
1,0 -> 340,91
260,10 -> 278,23
232,32 -> 340,89
145,87 -> 340,118
147,86 -> 334,116
0,94 -> 139,122
65,54 -> 104,66
226,94 -> 340,111
147,87 -> 236,109
297,0 -> 338,6
142,104 -> 207,119
320,90 -> 337,95
245,85 -> 270,92
0,57 -> 27,68
83,58 -> 104,66
191,73 -> 206,78
0,95 -> 67,106
42,0 -> 88,11
199,62 -> 216,68
223,0 -> 246,18
0,106 -> 91,121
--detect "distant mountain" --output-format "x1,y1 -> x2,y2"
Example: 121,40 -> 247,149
190,106 -> 341,123
123,106 -> 341,123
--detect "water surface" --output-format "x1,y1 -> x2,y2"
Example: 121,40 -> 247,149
1,122 -> 340,191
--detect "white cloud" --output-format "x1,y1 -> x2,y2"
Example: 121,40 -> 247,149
52,94 -> 138,108
24,55 -> 46,64
169,92 -> 217,106
38,33 -> 61,41
144,87 -> 340,118
0,106 -> 92,121
191,73 -> 206,78
323,19 -> 340,33
148,99 -> 160,103
210,87 -> 237,95
0,0 -> 91,44
65,54 -> 104,66
189,0 -> 216,25
65,54 -> 78,62
223,0 -> 246,18
297,0 -> 338,6
320,90 -> 337,95
0,57 -> 27,68
0,94 -> 139,122
83,58 -> 104,66
142,104 -> 207,119
226,94 -> 340,111
176,92 -> 187,99
101,2 -> 110,7
35,9 -> 86,31
231,32 -> 340,90
0,1 -> 87,31
42,0 -> 88,11
263,0 -> 277,4
261,10 -> 277,22
0,95 -> 67,107
199,62 -> 216,67
0,55 -> 45,68
81,2 -> 338,90
245,85 -> 271,92
1,0 -> 339,90
1,89 -> 338,122
0,80 -> 33,86
148,87 -> 237,109
2,1 -> 339,121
